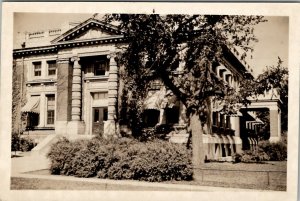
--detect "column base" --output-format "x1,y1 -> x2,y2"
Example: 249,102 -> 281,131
55,121 -> 68,135
67,121 -> 85,136
269,136 -> 281,143
104,120 -> 118,138
233,136 -> 243,153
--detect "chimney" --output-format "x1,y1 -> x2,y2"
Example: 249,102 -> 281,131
21,42 -> 26,49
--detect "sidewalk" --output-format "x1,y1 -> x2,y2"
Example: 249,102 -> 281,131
11,151 -> 50,176
10,152 -> 259,191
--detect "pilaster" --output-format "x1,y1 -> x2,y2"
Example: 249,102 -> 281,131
269,108 -> 281,142
55,57 -> 72,135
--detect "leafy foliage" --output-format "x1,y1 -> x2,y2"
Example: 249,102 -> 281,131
106,14 -> 265,166
258,140 -> 287,161
232,139 -> 287,163
11,132 -> 37,152
47,137 -> 193,182
232,150 -> 270,163
239,58 -> 288,134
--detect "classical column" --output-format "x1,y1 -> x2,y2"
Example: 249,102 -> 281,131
66,56 -> 85,136
105,53 -> 118,137
231,116 -> 242,153
179,103 -> 187,125
269,106 -> 281,142
71,56 -> 82,121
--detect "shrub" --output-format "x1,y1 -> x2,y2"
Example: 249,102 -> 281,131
258,140 -> 287,161
11,132 -> 37,152
232,153 -> 242,163
47,137 -> 193,182
139,125 -> 174,142
232,149 -> 270,163
239,150 -> 270,163
11,132 -> 20,152
47,137 -> 89,175
19,137 -> 37,152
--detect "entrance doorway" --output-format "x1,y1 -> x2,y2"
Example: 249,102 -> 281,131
92,107 -> 108,135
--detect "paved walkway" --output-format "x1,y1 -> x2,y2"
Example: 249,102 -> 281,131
11,151 -> 50,175
11,152 -> 258,191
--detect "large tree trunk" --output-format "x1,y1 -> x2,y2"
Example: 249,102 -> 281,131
190,113 -> 205,168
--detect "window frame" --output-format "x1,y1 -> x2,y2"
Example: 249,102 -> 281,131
33,61 -> 42,77
47,60 -> 57,76
94,60 -> 109,76
46,94 -> 55,126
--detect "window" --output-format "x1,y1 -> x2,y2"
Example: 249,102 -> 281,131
143,109 -> 160,127
226,116 -> 231,128
165,107 -> 179,124
94,60 -> 109,76
103,108 -> 108,121
47,60 -> 57,76
220,114 -> 225,128
33,62 -> 42,77
47,95 -> 55,125
212,112 -> 218,126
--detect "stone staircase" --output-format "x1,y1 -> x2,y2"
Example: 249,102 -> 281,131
167,125 -> 189,143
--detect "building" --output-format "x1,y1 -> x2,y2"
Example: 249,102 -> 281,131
12,15 -> 282,160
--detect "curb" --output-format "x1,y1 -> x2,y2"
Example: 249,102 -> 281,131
12,172 -> 260,192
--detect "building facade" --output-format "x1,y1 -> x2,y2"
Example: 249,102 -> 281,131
13,16 -> 282,160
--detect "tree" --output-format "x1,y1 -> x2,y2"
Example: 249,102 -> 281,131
239,57 -> 288,139
106,14 -> 265,168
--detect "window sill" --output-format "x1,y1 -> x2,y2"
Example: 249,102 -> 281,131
27,79 -> 57,85
84,76 -> 109,81
26,126 -> 54,131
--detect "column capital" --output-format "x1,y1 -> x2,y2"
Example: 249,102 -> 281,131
57,57 -> 70,64
71,56 -> 80,63
107,52 -> 117,60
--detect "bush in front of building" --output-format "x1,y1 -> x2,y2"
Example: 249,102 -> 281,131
232,150 -> 270,163
19,136 -> 37,152
47,137 -> 88,175
47,136 -> 193,182
258,140 -> 287,161
232,139 -> 287,163
11,132 -> 37,153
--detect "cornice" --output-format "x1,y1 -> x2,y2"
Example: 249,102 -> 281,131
13,36 -> 127,58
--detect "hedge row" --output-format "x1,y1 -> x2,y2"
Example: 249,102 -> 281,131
47,137 -> 193,182
232,140 -> 287,163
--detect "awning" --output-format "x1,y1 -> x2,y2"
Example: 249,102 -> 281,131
246,111 -> 264,123
143,90 -> 165,110
21,96 -> 40,114
143,89 -> 179,110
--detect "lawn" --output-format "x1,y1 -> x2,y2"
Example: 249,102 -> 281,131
11,161 -> 286,191
11,177 -> 181,191
167,161 -> 287,191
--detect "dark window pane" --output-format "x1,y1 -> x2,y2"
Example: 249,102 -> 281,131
166,107 -> 179,124
103,108 -> 108,121
33,62 -> 42,77
48,60 -> 57,76
47,110 -> 54,124
94,60 -> 108,76
143,109 -> 160,127
94,109 -> 99,122
47,95 -> 55,124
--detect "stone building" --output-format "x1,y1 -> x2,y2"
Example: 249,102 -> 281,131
12,16 -> 282,160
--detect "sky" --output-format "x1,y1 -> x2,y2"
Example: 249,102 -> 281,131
14,13 -> 289,77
